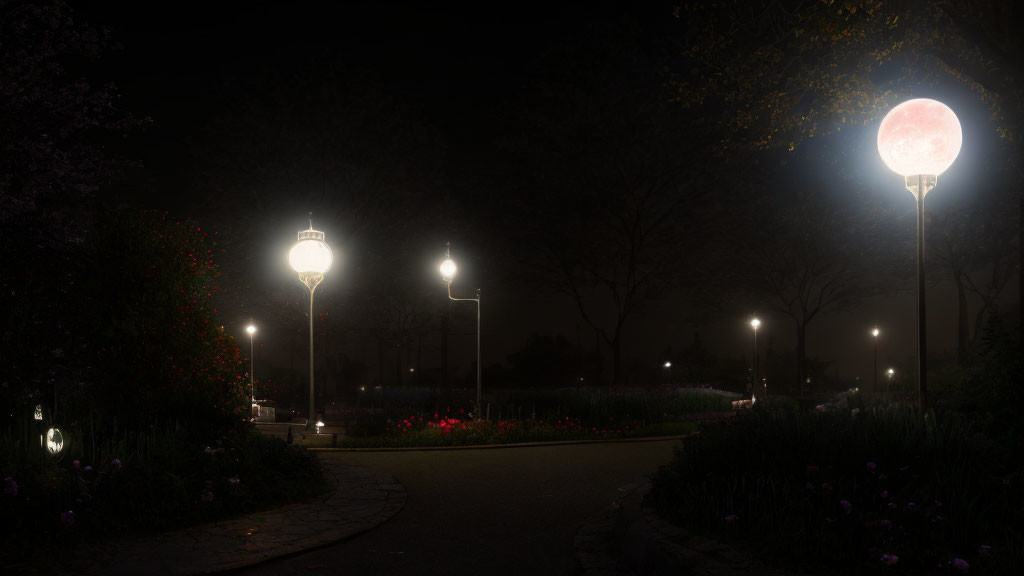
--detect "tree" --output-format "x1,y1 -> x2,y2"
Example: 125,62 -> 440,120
497,22 -> 723,386
665,0 -> 1023,336
929,179 -> 1019,364
726,158 -> 907,392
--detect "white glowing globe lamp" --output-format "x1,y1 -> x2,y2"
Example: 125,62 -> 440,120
289,228 -> 333,274
46,427 -> 64,455
751,318 -> 761,329
440,258 -> 457,282
246,325 -> 256,335
877,98 -> 962,177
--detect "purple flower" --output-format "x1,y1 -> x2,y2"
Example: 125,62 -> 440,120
60,510 -> 75,527
867,461 -> 877,470
3,477 -> 17,496
111,459 -> 121,473
201,491 -> 214,503
723,514 -> 740,523
880,553 -> 900,565
953,558 -> 969,571
840,499 -> 851,514
72,459 -> 81,470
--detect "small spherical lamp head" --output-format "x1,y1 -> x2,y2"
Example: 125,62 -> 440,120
663,361 -> 672,368
246,324 -> 256,335
887,368 -> 895,376
440,258 -> 457,283
877,98 -> 962,177
289,228 -> 333,274
750,318 -> 761,329
872,327 -> 880,338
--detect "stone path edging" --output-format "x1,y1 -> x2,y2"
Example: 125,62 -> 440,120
102,458 -> 406,575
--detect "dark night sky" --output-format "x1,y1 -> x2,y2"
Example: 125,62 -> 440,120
67,1 -> 1018,388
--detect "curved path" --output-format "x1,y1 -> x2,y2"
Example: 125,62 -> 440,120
235,439 -> 680,576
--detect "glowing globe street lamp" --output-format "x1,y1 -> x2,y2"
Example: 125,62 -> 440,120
289,221 -> 333,429
246,323 -> 257,416
440,243 -> 482,416
878,98 -> 962,410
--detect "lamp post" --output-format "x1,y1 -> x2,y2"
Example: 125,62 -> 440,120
886,368 -> 895,403
440,244 -> 482,416
289,221 -> 333,429
878,98 -> 962,410
246,323 -> 257,415
871,327 -> 879,398
663,361 -> 672,384
750,317 -> 760,401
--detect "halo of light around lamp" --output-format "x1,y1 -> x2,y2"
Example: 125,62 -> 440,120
877,98 -> 962,177
440,258 -> 457,282
289,229 -> 333,274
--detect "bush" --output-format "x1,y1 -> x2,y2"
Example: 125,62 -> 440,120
649,406 -> 1018,573
0,428 -> 328,568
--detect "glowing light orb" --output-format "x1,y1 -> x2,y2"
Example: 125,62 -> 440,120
750,318 -> 761,329
246,324 -> 256,335
440,258 -> 457,282
289,228 -> 333,274
46,427 -> 64,455
877,98 -> 962,176
872,327 -> 880,338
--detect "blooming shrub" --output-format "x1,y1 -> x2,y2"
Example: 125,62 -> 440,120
649,405 -> 1018,573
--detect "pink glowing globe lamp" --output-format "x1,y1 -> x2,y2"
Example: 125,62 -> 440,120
877,98 -> 962,177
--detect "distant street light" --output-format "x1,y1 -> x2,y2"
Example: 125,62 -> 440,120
750,317 -> 761,401
246,322 -> 257,416
878,98 -> 962,410
289,219 -> 333,429
871,327 -> 879,398
663,361 -> 672,384
440,243 -> 482,416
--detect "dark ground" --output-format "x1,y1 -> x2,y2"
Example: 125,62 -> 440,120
233,439 -> 679,575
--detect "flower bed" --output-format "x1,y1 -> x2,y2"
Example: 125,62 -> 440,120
648,405 -> 1020,573
336,413 -> 699,448
0,428 -> 329,570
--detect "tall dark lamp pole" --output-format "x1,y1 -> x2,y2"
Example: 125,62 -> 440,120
878,99 -> 962,410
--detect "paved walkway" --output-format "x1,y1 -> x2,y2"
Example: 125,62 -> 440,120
234,438 -> 681,576
101,459 -> 406,575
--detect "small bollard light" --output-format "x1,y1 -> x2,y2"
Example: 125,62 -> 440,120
316,420 -> 325,434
